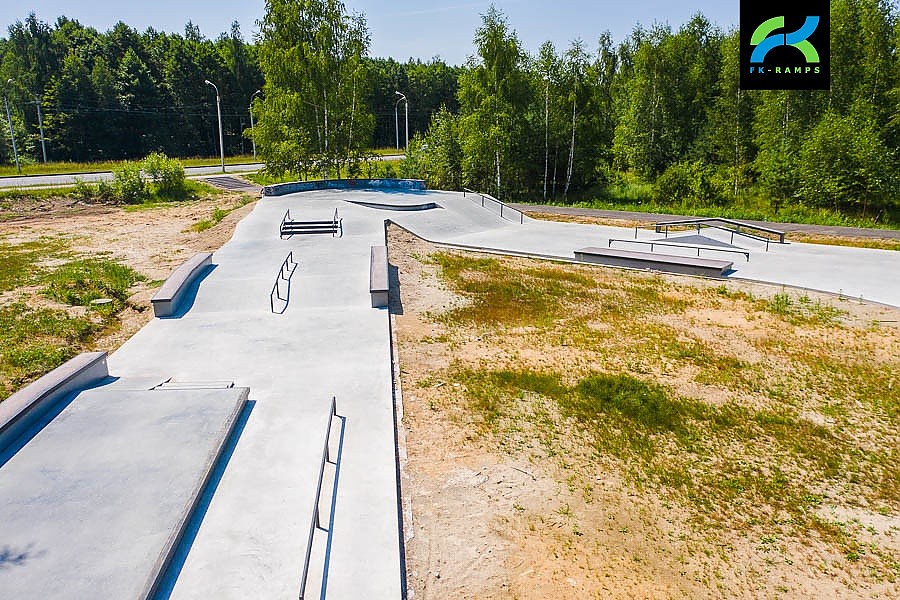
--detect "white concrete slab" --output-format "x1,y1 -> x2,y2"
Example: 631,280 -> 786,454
0,384 -> 247,600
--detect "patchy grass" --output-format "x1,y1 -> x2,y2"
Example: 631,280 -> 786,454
412,244 -> 899,579
191,196 -> 254,232
0,237 -> 71,291
42,259 -> 144,310
0,236 -> 145,401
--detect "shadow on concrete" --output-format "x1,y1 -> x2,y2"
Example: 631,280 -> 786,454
0,376 -> 118,469
150,399 -> 256,600
158,265 -> 217,320
0,544 -> 44,570
388,263 -> 403,316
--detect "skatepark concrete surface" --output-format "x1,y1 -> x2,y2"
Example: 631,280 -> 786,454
0,185 -> 896,600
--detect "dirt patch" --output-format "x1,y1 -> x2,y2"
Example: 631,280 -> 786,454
390,225 -> 900,599
0,191 -> 258,357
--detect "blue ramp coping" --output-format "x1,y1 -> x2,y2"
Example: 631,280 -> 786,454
263,178 -> 426,196
0,382 -> 248,600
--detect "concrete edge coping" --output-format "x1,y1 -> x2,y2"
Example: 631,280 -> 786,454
370,245 -> 389,308
144,386 -> 250,600
0,351 -> 109,452
151,252 -> 214,318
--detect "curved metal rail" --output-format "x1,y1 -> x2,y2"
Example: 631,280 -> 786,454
270,251 -> 298,314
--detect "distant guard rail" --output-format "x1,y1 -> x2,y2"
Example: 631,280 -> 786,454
637,217 -> 785,250
463,188 -> 525,224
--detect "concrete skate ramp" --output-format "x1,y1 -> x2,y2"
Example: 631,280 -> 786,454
0,383 -> 248,600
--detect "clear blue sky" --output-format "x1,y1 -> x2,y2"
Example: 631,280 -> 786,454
2,1 -> 739,65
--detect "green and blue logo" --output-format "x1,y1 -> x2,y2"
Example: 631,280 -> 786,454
740,2 -> 830,90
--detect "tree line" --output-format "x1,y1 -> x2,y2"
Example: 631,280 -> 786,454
402,1 -> 899,220
2,1 -> 899,221
0,13 -> 459,164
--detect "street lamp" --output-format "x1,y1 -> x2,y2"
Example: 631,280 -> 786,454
204,79 -> 225,173
249,89 -> 262,159
394,91 -> 408,151
31,91 -> 47,163
3,79 -> 20,173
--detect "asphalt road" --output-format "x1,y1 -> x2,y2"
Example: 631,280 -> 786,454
0,163 -> 264,188
0,154 -> 405,188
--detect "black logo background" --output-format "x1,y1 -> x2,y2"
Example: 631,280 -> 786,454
740,0 -> 831,90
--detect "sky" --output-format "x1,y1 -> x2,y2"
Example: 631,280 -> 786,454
1,0 -> 740,65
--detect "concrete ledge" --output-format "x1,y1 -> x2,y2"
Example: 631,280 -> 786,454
575,246 -> 733,277
151,252 -> 213,317
263,178 -> 426,196
370,245 -> 389,308
0,351 -> 108,452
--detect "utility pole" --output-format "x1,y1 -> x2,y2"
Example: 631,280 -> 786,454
205,80 -> 225,173
4,79 -> 20,173
249,89 -> 261,159
395,91 -> 408,150
33,92 -> 47,163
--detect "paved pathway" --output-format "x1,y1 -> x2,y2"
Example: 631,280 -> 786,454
510,203 -> 900,240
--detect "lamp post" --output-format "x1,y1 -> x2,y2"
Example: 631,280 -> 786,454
249,89 -> 261,159
32,92 -> 47,163
394,91 -> 408,150
204,79 -> 225,173
4,79 -> 20,174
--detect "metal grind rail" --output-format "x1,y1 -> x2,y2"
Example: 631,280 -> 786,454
280,208 -> 343,239
463,188 -> 525,224
635,217 -> 786,250
609,238 -> 750,261
299,397 -> 344,600
270,251 -> 298,314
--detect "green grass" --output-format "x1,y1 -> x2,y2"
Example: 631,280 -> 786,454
0,236 -> 145,401
0,237 -> 71,291
42,259 -> 144,310
191,196 -> 255,232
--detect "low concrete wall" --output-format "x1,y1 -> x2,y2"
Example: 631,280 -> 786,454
0,351 -> 109,452
575,247 -> 733,277
151,252 -> 214,317
263,178 -> 426,197
370,245 -> 389,308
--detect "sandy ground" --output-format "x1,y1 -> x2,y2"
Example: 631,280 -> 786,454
388,226 -> 899,599
0,191 -> 258,353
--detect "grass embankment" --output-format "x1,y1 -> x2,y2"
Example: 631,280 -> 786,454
524,173 -> 900,231
413,249 -> 898,575
0,237 -> 144,399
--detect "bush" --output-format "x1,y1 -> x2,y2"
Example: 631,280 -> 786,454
653,160 -> 726,207
111,161 -> 147,204
142,152 -> 187,197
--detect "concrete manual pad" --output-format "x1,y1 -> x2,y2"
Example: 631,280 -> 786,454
0,383 -> 247,600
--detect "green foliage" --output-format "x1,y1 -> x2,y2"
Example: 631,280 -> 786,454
110,161 -> 147,204
256,0 -> 373,177
401,107 -> 462,190
652,161 -> 726,207
142,152 -> 187,197
42,259 -> 144,308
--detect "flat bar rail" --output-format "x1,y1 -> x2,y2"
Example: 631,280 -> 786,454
609,238 -> 750,261
299,397 -> 339,600
462,188 -> 525,224
639,217 -> 785,249
270,251 -> 298,313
